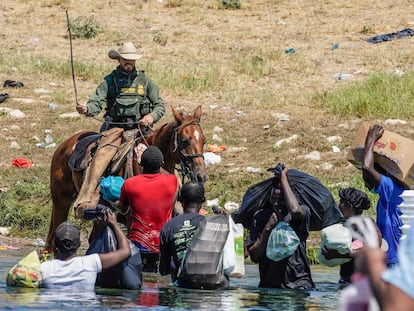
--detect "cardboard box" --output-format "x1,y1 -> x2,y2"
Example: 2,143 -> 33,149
347,122 -> 414,188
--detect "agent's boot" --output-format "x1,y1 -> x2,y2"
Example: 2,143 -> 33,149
73,127 -> 124,218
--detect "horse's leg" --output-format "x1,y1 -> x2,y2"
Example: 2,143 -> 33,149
45,138 -> 79,252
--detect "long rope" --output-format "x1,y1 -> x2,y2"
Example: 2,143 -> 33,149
66,10 -> 78,106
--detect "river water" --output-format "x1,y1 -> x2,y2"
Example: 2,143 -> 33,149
1,254 -> 341,310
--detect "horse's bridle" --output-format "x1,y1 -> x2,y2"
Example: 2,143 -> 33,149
172,122 -> 205,182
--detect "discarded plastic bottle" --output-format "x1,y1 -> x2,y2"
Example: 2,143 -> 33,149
44,129 -> 54,145
334,73 -> 354,80
47,102 -> 57,110
45,142 -> 57,149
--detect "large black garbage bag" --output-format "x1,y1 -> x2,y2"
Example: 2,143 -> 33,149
232,177 -> 274,228
86,225 -> 143,289
232,169 -> 344,231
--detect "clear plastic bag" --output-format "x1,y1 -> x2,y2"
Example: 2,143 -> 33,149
266,221 -> 300,262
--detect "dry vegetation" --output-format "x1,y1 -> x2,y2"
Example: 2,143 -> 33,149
0,0 -> 414,237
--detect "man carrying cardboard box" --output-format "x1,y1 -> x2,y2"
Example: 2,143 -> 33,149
362,124 -> 407,267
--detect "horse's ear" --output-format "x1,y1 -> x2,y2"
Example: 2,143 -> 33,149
171,106 -> 183,123
193,105 -> 202,122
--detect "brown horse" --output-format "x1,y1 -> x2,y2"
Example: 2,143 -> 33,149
45,105 -> 207,252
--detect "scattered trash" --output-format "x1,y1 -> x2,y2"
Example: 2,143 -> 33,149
44,129 -> 54,145
331,43 -> 339,50
285,48 -> 296,54
224,202 -> 239,211
271,112 -> 289,122
36,129 -> 56,148
204,152 -> 221,166
47,102 -> 57,110
334,73 -> 354,80
395,69 -> 405,77
34,88 -> 51,94
209,104 -> 218,110
0,227 -> 11,236
0,242 -> 20,250
326,135 -> 342,143
11,157 -> 33,168
303,151 -> 321,161
59,112 -> 82,118
3,80 -> 24,88
246,166 -> 261,173
366,28 -> 414,44
384,119 -> 407,125
332,146 -> 340,153
273,134 -> 298,148
263,125 -> 270,130
213,126 -> 224,133
10,141 -> 21,149
212,134 -> 223,142
199,208 -> 208,216
0,93 -> 9,103
9,109 -> 26,118
206,198 -> 219,207
278,20 -> 287,25
321,162 -> 334,170
31,238 -> 45,247
236,110 -> 245,116
207,144 -> 227,153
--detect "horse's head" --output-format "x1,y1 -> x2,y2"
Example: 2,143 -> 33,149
172,105 -> 207,183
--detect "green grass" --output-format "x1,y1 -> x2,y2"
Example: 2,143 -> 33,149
314,70 -> 414,118
0,174 -> 51,238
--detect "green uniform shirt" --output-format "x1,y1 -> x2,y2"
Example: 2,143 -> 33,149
86,66 -> 165,124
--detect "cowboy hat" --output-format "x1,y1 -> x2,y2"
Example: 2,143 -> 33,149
108,42 -> 142,60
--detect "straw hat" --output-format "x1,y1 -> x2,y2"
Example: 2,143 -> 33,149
108,42 -> 142,60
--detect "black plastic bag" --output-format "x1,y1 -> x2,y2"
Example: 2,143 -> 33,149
86,225 -> 143,289
233,168 -> 344,231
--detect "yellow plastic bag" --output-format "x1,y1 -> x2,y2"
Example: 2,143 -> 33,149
6,251 -> 42,288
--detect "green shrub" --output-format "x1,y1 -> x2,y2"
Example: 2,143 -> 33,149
220,0 -> 241,9
70,16 -> 101,39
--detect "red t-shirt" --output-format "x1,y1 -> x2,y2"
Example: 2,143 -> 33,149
120,173 -> 178,253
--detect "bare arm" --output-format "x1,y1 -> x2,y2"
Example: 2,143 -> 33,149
362,124 -> 384,190
280,167 -> 303,220
99,210 -> 131,269
354,247 -> 414,311
248,213 -> 278,263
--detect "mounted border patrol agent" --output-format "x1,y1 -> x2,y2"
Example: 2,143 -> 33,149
74,42 -> 165,214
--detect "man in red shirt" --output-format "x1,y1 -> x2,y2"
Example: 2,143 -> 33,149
119,146 -> 178,272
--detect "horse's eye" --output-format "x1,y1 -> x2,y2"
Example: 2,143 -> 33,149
180,138 -> 190,148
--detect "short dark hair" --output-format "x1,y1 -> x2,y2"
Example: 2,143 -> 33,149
339,188 -> 371,213
180,181 -> 205,206
141,146 -> 164,172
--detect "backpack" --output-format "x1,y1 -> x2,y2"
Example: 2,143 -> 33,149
177,214 -> 230,289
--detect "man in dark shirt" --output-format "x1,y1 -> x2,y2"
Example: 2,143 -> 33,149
159,181 -> 205,285
247,165 -> 314,289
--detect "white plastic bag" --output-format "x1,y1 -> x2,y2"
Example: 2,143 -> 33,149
266,221 -> 300,262
317,223 -> 352,267
223,216 -> 245,277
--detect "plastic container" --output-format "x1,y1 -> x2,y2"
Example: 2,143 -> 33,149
44,129 -> 54,145
335,73 -> 354,80
47,103 -> 57,110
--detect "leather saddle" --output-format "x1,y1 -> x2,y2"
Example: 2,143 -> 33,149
69,129 -> 145,179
